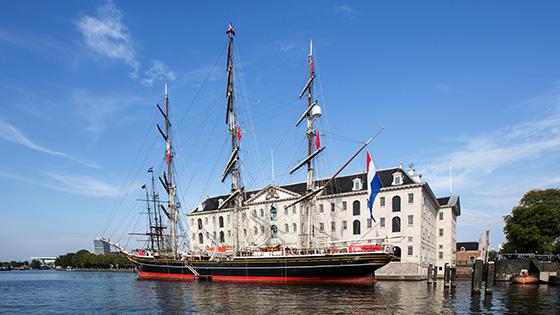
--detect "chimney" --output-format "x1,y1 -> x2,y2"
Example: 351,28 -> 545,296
399,161 -> 404,169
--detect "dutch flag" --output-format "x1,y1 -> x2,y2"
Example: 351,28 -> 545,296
367,150 -> 382,221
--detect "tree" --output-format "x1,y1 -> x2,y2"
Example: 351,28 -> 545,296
503,188 -> 560,254
30,259 -> 42,269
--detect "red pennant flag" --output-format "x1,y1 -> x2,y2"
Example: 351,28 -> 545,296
315,130 -> 320,149
237,124 -> 242,142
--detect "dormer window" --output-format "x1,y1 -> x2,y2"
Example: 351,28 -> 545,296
392,172 -> 403,186
218,198 -> 224,208
352,178 -> 363,191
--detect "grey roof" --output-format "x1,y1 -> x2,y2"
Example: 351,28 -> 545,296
457,242 -> 479,251
193,168 -> 418,213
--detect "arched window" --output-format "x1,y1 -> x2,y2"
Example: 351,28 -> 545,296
260,226 -> 265,234
392,196 -> 401,212
260,208 -> 264,217
284,223 -> 289,232
198,233 -> 204,244
353,200 -> 360,216
270,206 -> 277,220
252,209 -> 257,217
292,223 -> 297,232
197,218 -> 203,230
392,216 -> 401,233
271,225 -> 278,238
219,216 -> 224,228
253,226 -> 258,235
353,220 -> 361,235
219,231 -> 225,243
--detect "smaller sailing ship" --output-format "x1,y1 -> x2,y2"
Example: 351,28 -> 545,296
100,24 -> 395,284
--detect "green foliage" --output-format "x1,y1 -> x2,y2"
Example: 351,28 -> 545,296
30,259 -> 42,269
503,188 -> 560,254
54,250 -> 133,269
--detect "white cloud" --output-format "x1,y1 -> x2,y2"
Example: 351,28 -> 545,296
141,59 -> 177,87
333,5 -> 358,18
77,1 -> 139,78
0,119 -> 100,169
43,172 -> 121,197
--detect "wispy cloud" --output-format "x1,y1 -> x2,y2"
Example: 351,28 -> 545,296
71,89 -> 147,138
43,172 -> 121,197
141,59 -> 177,87
333,4 -> 358,18
77,1 -> 139,78
0,119 -> 100,169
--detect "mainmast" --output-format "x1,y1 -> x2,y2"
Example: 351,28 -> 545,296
222,23 -> 243,251
290,40 -> 323,249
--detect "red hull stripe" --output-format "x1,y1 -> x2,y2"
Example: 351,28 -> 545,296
138,271 -> 375,284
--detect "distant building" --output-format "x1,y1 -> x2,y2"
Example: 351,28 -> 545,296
94,239 -> 111,255
30,257 -> 56,267
187,163 -> 460,278
455,241 -> 480,278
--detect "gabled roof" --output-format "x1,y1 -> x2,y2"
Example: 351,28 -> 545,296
191,167 -> 423,213
457,242 -> 479,251
437,195 -> 461,215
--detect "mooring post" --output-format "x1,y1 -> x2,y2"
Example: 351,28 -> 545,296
485,261 -> 495,294
472,258 -> 483,294
432,265 -> 438,285
444,263 -> 451,288
451,266 -> 457,287
427,264 -> 433,285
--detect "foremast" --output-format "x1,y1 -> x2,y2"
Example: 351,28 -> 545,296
222,24 -> 243,252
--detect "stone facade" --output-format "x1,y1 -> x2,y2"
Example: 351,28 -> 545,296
186,165 -> 461,275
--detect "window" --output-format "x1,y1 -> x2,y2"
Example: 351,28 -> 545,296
331,221 -> 336,232
243,229 -> 247,236
439,252 -> 443,259
408,236 -> 413,242
198,233 -> 204,244
227,215 -> 230,223
252,209 -> 257,217
392,217 -> 401,233
439,228 -> 443,236
408,246 -> 413,256
439,212 -> 443,220
439,266 -> 443,271
261,226 -> 265,234
319,204 -> 324,213
271,225 -> 278,238
292,223 -> 297,232
219,216 -> 224,228
352,178 -> 362,191
242,212 -> 247,220
392,172 -> 402,185
342,221 -> 348,230
319,223 -> 324,232
205,217 -> 208,224
253,226 -> 258,235
353,220 -> 361,235
270,206 -> 277,220
197,218 -> 203,230
213,231 -> 216,240
407,215 -> 413,225
219,231 -> 225,243
439,244 -> 443,249
380,197 -> 385,207
228,230 -> 231,237
352,200 -> 360,216
331,203 -> 335,212
284,207 -> 289,215
212,216 -> 216,224
342,201 -> 347,210
284,223 -> 289,232
260,208 -> 264,217
380,217 -> 385,228
408,193 -> 414,204
292,206 -> 297,214
392,196 -> 401,212
367,218 -> 372,228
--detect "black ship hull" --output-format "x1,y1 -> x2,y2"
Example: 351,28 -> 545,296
132,252 -> 393,284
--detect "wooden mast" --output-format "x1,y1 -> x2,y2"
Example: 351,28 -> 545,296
224,24 -> 242,251
164,83 -> 178,257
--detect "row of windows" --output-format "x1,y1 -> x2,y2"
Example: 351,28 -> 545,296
379,194 -> 414,211
317,200 -> 361,215
378,215 -> 414,232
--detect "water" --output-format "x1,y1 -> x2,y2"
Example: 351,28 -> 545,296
1,271 -> 559,314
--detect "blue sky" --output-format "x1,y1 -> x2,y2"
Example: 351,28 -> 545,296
1,1 -> 559,260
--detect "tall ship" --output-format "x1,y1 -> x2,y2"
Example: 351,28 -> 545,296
100,24 -> 395,284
